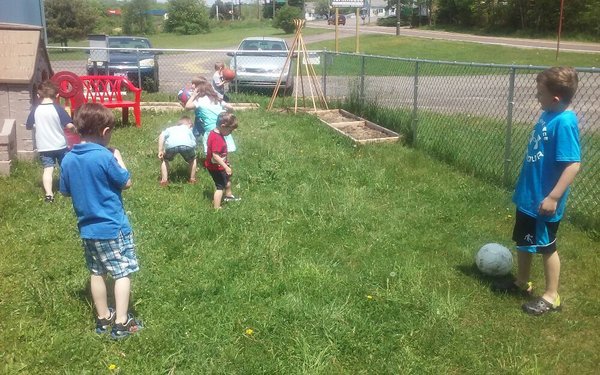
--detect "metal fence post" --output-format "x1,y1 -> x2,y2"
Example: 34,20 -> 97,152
411,60 -> 419,146
136,49 -> 141,88
233,54 -> 238,93
360,55 -> 365,103
503,67 -> 516,187
322,50 -> 327,98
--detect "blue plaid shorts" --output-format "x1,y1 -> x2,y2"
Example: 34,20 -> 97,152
82,231 -> 139,279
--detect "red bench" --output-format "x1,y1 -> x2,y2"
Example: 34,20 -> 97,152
51,71 -> 142,127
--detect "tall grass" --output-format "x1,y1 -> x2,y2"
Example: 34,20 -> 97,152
1,108 -> 598,373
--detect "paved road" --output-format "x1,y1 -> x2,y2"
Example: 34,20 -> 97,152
304,19 -> 600,54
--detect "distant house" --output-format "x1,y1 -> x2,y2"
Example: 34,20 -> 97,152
0,22 -> 53,168
369,0 -> 388,17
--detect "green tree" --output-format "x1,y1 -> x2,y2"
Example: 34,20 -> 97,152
435,0 -> 475,26
165,0 -> 210,34
45,0 -> 98,46
273,5 -> 303,34
314,0 -> 330,17
122,0 -> 155,35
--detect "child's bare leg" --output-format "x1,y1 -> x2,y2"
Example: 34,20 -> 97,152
188,158 -> 197,181
90,274 -> 111,319
114,276 -> 131,324
42,166 -> 54,196
542,251 -> 560,303
224,179 -> 232,197
160,160 -> 169,183
516,251 -> 533,287
213,189 -> 224,209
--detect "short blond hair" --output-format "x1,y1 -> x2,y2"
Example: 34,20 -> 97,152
536,66 -> 579,104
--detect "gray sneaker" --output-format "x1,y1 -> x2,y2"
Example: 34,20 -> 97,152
110,313 -> 143,340
95,307 -> 115,334
223,195 -> 241,202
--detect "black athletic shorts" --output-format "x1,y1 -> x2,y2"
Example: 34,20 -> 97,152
512,209 -> 560,254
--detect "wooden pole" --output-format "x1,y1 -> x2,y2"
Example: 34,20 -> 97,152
335,8 -> 339,52
556,0 -> 565,61
355,8 -> 360,53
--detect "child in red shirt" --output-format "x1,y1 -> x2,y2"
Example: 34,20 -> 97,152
205,113 -> 239,209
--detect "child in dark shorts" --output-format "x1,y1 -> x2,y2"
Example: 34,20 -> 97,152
205,112 -> 240,209
25,80 -> 77,202
492,67 -> 581,316
158,115 -> 197,186
59,103 -> 142,339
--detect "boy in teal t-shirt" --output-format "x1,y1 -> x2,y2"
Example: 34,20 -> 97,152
493,67 -> 581,316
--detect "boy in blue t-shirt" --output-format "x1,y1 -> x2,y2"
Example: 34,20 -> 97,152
26,81 -> 76,202
493,67 -> 581,316
59,103 -> 142,339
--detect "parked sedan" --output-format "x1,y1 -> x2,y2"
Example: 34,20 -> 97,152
227,37 -> 294,93
327,14 -> 346,25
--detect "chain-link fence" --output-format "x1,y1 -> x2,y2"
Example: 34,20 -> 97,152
321,52 -> 600,234
47,47 -> 600,233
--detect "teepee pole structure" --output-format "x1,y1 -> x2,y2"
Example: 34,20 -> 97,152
267,19 -> 328,112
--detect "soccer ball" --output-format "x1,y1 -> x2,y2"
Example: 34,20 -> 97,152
475,243 -> 513,276
177,87 -> 193,105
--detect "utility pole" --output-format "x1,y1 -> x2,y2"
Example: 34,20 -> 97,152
556,0 -> 565,60
396,0 -> 401,36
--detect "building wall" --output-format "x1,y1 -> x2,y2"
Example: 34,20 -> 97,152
0,83 -> 35,160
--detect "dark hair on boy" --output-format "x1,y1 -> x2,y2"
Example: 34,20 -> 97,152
74,103 -> 115,137
38,80 -> 58,99
217,112 -> 238,131
536,66 -> 579,105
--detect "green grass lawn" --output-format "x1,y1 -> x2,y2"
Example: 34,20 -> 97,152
1,108 -> 598,373
48,25 -> 599,69
46,22 -> 328,60
307,34 -> 600,68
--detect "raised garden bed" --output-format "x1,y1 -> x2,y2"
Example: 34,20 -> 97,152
313,109 -> 400,144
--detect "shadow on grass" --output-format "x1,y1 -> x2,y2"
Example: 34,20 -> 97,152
455,263 -> 519,297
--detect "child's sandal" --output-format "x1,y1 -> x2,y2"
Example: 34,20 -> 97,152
522,296 -> 561,316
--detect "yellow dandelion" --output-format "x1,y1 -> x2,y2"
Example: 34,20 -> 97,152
367,295 -> 373,300
108,364 -> 117,370
245,328 -> 254,335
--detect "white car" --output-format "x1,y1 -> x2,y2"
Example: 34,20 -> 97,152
227,37 -> 294,93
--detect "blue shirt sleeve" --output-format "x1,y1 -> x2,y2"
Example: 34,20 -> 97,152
25,108 -> 36,130
555,113 -> 580,162
59,167 -> 70,196
53,103 -> 73,128
106,154 -> 131,190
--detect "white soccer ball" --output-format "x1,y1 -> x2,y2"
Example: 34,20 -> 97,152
475,243 -> 513,276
